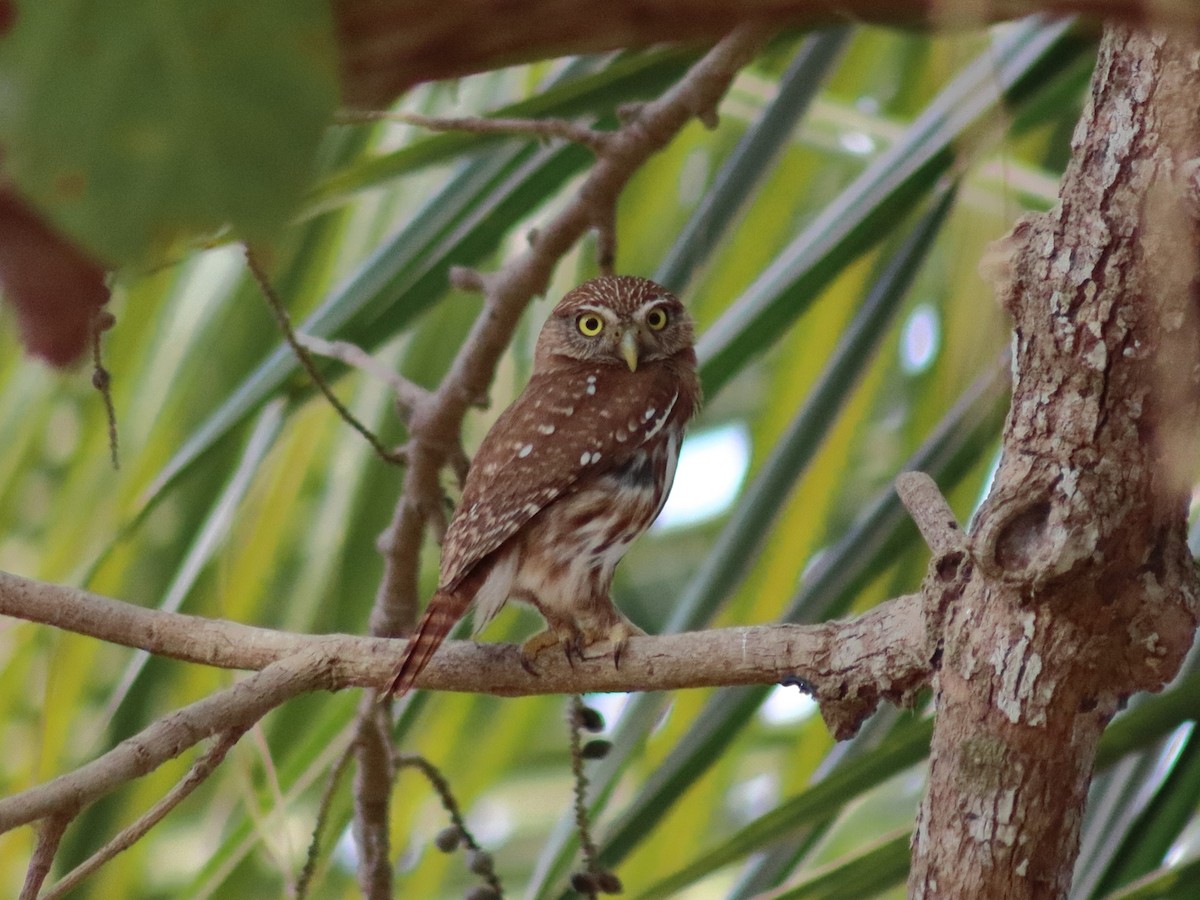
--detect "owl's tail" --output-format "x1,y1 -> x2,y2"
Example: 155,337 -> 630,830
387,590 -> 469,697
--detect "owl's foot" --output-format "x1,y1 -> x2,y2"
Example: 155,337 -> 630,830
519,627 -> 569,674
519,620 -> 646,672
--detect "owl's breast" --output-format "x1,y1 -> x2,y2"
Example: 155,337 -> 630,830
611,447 -> 656,488
511,432 -> 681,610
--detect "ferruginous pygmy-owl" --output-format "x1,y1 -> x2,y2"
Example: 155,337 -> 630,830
388,275 -> 701,696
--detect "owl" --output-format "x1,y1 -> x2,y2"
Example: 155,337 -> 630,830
388,275 -> 701,696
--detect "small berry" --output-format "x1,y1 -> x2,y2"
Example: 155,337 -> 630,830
435,825 -> 463,853
581,739 -> 612,760
575,706 -> 605,732
570,871 -> 599,894
467,849 -> 494,876
595,870 -> 623,894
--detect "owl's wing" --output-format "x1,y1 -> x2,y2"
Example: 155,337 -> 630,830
438,363 -> 696,590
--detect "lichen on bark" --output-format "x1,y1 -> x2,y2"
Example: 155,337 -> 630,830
910,27 -> 1200,898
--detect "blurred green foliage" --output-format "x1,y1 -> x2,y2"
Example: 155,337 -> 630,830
2,13 -> 1196,900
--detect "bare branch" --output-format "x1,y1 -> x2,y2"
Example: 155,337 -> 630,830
297,333 -> 430,418
0,570 -> 927,729
896,471 -> 966,557
0,552 -> 933,875
0,652 -> 327,834
20,814 -> 68,900
338,109 -> 610,153
244,246 -> 407,467
352,699 -> 395,899
44,728 -> 248,899
448,266 -> 492,295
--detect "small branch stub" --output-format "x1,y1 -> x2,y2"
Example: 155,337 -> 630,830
895,471 -> 971,658
895,471 -> 965,557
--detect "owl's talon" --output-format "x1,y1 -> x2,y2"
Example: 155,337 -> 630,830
609,621 -> 645,669
613,638 -> 628,669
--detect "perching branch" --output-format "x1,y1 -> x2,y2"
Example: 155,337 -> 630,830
0,564 -> 938,840
0,569 -> 926,708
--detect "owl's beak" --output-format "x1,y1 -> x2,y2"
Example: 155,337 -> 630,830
620,329 -> 639,372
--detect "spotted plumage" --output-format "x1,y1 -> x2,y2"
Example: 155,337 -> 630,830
388,275 -> 700,696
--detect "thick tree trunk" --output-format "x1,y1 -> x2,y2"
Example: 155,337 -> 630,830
909,27 -> 1200,897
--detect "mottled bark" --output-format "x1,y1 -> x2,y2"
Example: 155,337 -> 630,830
910,27 -> 1200,898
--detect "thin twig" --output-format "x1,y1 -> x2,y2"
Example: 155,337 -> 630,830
44,728 -> 248,899
243,246 -> 406,467
297,333 -> 430,418
336,109 -> 609,153
0,651 -> 326,833
90,309 -> 119,471
20,813 -> 69,900
296,735 -> 356,900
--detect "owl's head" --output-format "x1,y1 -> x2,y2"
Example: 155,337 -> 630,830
535,275 -> 696,372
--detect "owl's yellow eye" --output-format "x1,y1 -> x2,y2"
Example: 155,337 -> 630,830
577,314 -> 605,336
645,307 -> 668,331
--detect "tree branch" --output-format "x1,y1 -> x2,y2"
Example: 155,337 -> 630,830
0,570 -> 926,712
20,814 -> 68,900
333,0 -> 1199,107
0,652 -> 327,833
44,728 -> 248,899
0,560 -> 937,883
351,701 -> 395,900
